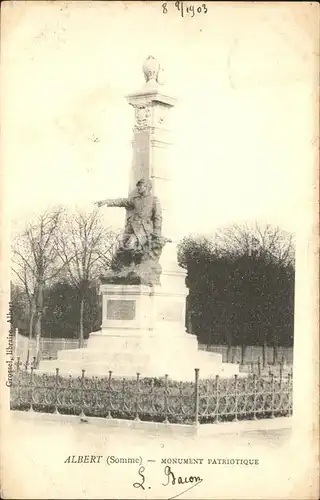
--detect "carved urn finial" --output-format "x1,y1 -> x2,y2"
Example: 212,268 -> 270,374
142,55 -> 160,83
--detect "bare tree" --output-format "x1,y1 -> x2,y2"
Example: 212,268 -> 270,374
214,222 -> 294,362
56,209 -> 116,347
11,208 -> 64,363
215,223 -> 295,267
11,247 -> 37,342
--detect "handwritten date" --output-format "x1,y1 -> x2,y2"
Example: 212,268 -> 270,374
162,2 -> 208,17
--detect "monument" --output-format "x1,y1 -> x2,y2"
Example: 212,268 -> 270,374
38,56 -> 240,381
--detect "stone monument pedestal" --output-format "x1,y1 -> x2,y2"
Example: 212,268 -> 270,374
38,283 -> 240,380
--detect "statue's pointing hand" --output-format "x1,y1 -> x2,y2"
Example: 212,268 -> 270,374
94,200 -> 107,208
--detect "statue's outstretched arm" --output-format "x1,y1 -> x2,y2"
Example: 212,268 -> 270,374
95,198 -> 132,209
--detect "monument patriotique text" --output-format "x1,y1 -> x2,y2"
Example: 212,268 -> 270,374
38,57 -> 240,381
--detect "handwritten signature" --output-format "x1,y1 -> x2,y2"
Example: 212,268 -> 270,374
133,465 -> 203,499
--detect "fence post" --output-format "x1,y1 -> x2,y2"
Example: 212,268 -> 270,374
279,356 -> 284,385
215,375 -> 220,423
262,341 -> 267,368
163,374 -> 169,424
281,355 -> 286,372
194,368 -> 200,426
288,371 -> 293,416
253,374 -> 257,420
54,368 -> 60,414
272,344 -> 278,365
79,369 -> 85,418
28,367 -> 34,412
106,370 -> 112,419
15,357 -> 22,406
257,356 -> 262,376
134,372 -> 140,421
227,345 -> 232,363
241,345 -> 246,366
270,373 -> 275,418
15,328 -> 19,358
234,374 -> 238,422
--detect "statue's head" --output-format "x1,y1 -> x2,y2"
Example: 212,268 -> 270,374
136,178 -> 152,196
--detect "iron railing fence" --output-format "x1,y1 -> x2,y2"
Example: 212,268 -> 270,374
10,358 -> 293,425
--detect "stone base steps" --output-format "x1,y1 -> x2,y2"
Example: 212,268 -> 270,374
37,329 -> 242,381
38,354 -> 241,381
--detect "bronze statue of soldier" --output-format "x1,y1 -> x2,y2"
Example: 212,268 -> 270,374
95,178 -> 171,285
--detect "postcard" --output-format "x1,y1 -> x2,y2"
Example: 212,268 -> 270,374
1,1 -> 319,499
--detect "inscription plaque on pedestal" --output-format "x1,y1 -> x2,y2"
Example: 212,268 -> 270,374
107,300 -> 136,320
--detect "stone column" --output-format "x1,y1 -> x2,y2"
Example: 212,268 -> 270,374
127,56 -> 185,279
126,56 -> 176,241
126,57 -> 188,329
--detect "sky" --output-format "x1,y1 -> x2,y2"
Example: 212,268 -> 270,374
2,1 -> 318,240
